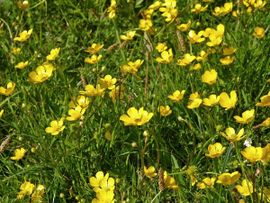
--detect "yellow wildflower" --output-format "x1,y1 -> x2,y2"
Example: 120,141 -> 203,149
159,3 -> 178,22
168,90 -> 185,102
203,94 -> 220,107
234,109 -> 255,124
163,170 -> 179,190
14,29 -> 33,42
220,56 -> 235,65
221,127 -> 245,143
223,47 -> 236,55
85,43 -> 103,54
206,142 -> 226,158
28,63 -> 54,84
196,50 -> 208,62
139,19 -> 153,31
201,69 -> 218,85
120,30 -> 136,41
197,177 -> 216,189
188,30 -> 205,44
261,143 -> 270,164
177,20 -> 191,32
98,75 -> 117,90
17,181 -> 35,199
213,2 -> 233,16
206,24 -> 225,47
156,48 -> 173,64
84,54 -> 102,64
11,147 -> 26,161
158,105 -> 172,117
15,61 -> 29,69
177,53 -> 196,66
256,117 -> 270,128
253,27 -> 265,39
191,4 -> 208,13
187,92 -> 202,109
217,171 -> 241,186
256,92 -> 270,107
120,107 -> 153,126
31,184 -> 45,202
46,48 -> 60,61
66,106 -> 86,121
155,42 -> 168,53
12,47 -> 21,55
107,0 -> 117,19
0,109 -> 4,118
121,59 -> 144,75
45,118 -> 65,136
144,166 -> 157,179
90,171 -> 109,189
219,90 -> 237,110
69,95 -> 90,110
241,146 -> 263,162
190,63 -> 202,71
236,179 -> 253,196
79,84 -> 105,97
0,82 -> 16,96
109,85 -> 124,102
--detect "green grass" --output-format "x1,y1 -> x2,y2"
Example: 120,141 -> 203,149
0,0 -> 270,202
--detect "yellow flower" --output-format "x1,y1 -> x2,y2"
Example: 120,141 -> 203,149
256,117 -> 270,128
66,105 -> 86,121
196,50 -> 208,62
28,63 -> 54,84
253,27 -> 265,39
190,63 -> 202,71
46,48 -> 60,61
109,85 -> 124,102
217,171 -> 241,186
120,107 -> 153,126
69,95 -> 90,110
197,177 -> 216,189
241,146 -> 263,162
14,29 -> 33,42
223,47 -> 236,55
163,171 -> 179,190
144,166 -> 157,179
98,75 -> 117,90
156,49 -> 173,64
187,92 -> 202,109
191,3 -> 208,13
155,42 -> 168,53
256,91 -> 270,107
219,90 -> 237,110
45,118 -> 65,136
139,19 -> 153,31
220,56 -> 235,65
120,30 -> 136,41
0,82 -> 16,96
168,90 -> 185,102
221,127 -> 245,143
201,69 -> 218,85
85,43 -> 103,54
12,47 -> 21,55
17,181 -> 35,199
11,147 -> 26,161
213,2 -> 233,16
15,61 -> 29,69
90,171 -> 109,189
261,144 -> 270,164
188,30 -> 205,44
234,109 -> 255,124
31,184 -> 45,202
121,59 -> 144,75
205,24 -> 225,47
84,54 -> 102,64
206,142 -> 226,158
177,53 -> 196,66
158,105 -> 172,117
177,20 -> 191,32
203,94 -> 220,107
107,0 -> 117,19
79,84 -> 105,97
236,179 -> 253,196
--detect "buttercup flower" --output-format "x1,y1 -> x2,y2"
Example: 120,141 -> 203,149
241,146 -> 263,162
217,171 -> 241,186
197,177 -> 216,189
98,75 -> 117,90
17,181 -> 35,199
80,84 -> 105,97
14,29 -> 33,42
0,82 -> 16,96
155,42 -> 167,53
234,109 -> 255,124
256,91 -> 270,107
156,49 -> 173,64
177,54 -> 196,66
121,59 -> 144,75
45,118 -> 65,136
70,95 -> 90,110
120,30 -> 136,41
15,61 -> 29,69
144,166 -> 157,179
85,43 -> 103,54
120,107 -> 153,126
220,56 -> 235,65
46,48 -> 60,61
107,0 -> 117,19
139,19 -> 153,31
168,90 -> 185,102
177,20 -> 191,32
28,63 -> 54,84
163,170 -> 179,190
203,94 -> 220,107
219,90 -> 237,110
191,3 -> 208,13
261,143 -> 270,164
188,30 -> 205,43
221,127 -> 245,143
187,92 -> 202,109
256,117 -> 270,128
236,179 -> 253,196
223,47 -> 236,55
11,147 -> 26,161
31,184 -> 45,202
84,54 -> 102,64
206,142 -> 226,158
158,105 -> 172,117
66,106 -> 86,121
201,69 -> 218,85
253,27 -> 265,39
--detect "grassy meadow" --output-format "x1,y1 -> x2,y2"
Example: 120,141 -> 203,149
0,0 -> 270,202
